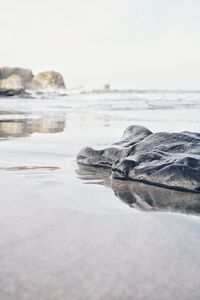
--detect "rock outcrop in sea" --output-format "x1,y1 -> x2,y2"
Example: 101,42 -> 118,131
0,67 -> 34,87
29,71 -> 65,90
77,125 -> 200,192
0,74 -> 24,96
0,67 -> 65,96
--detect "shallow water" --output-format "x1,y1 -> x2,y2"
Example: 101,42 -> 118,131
0,90 -> 200,300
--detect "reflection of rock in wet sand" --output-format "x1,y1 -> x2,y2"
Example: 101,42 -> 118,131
0,114 -> 65,138
0,121 -> 27,137
31,118 -> 65,134
77,165 -> 200,215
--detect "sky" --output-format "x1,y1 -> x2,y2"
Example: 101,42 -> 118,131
1,0 -> 200,89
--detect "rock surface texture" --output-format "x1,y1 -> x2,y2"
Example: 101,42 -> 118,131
30,71 -> 65,90
0,67 -> 33,87
77,125 -> 200,192
0,74 -> 25,96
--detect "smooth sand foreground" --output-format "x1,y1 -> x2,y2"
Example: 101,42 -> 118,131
0,173 -> 200,300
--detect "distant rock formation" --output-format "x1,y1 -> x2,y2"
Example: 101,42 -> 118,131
0,74 -> 25,96
29,71 -> 65,90
0,67 -> 65,96
0,67 -> 33,88
77,125 -> 200,193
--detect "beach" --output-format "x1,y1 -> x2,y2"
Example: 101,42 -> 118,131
0,90 -> 200,299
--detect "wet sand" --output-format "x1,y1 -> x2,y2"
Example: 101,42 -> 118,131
0,91 -> 200,299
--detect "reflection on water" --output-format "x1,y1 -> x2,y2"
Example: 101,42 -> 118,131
0,166 -> 59,171
0,111 -> 66,139
77,165 -> 200,215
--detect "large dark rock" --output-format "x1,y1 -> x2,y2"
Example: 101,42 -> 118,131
77,125 -> 200,192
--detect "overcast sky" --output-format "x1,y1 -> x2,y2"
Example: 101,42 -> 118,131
1,0 -> 200,89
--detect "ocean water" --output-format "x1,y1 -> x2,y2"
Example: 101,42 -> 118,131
0,90 -> 200,300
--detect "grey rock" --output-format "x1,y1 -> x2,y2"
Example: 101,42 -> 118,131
77,125 -> 200,192
0,89 -> 26,97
